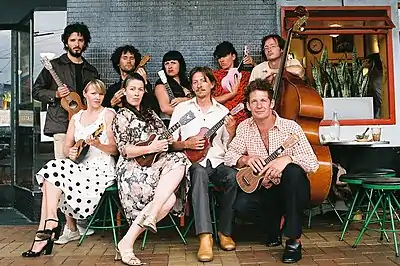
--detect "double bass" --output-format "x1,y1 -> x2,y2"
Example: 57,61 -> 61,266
272,6 -> 332,205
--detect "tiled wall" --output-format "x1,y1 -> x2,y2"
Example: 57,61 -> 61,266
67,0 -> 277,86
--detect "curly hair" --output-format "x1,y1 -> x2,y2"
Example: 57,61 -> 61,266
61,22 -> 91,52
122,73 -> 162,129
111,45 -> 142,75
261,34 -> 285,61
213,41 -> 239,67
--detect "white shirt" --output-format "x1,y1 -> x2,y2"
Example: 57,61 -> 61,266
169,98 -> 230,168
249,59 -> 305,82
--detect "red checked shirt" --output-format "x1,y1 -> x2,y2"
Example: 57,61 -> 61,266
224,112 -> 319,174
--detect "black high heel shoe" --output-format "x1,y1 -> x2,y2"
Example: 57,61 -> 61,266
22,235 -> 54,257
36,219 -> 61,241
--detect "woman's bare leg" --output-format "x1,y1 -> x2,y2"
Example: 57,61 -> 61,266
147,166 -> 184,218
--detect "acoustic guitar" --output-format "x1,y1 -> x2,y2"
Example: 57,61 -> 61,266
184,103 -> 244,162
134,110 -> 196,167
41,56 -> 85,120
236,134 -> 300,193
72,123 -> 104,164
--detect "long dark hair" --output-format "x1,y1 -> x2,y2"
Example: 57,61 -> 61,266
122,73 -> 162,128
162,51 -> 190,88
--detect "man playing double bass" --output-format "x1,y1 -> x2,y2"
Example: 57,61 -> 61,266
249,34 -> 304,84
225,79 -> 319,263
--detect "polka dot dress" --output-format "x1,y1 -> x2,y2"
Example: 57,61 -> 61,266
36,108 -> 116,220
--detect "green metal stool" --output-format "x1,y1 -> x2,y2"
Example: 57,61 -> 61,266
78,184 -> 127,248
352,177 -> 400,256
339,169 -> 396,241
183,183 -> 219,244
140,213 -> 187,249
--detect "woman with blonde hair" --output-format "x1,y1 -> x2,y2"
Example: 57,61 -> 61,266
22,79 -> 118,257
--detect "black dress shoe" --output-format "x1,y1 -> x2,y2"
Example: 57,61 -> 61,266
282,239 -> 302,263
265,235 -> 282,247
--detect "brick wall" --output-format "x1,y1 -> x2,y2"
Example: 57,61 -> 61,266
67,0 -> 277,86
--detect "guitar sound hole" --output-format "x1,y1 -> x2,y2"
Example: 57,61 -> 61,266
69,101 -> 78,109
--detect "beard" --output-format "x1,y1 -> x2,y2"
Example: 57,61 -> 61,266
120,66 -> 135,75
67,46 -> 83,58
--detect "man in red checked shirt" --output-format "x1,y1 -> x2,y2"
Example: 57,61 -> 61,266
212,41 -> 254,126
224,79 -> 319,264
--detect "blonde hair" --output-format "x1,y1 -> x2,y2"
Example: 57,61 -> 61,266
83,78 -> 106,95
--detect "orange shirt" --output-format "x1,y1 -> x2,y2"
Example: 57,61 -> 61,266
212,69 -> 250,126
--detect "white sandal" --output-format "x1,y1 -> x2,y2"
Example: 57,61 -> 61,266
115,248 -> 145,265
115,242 -> 145,265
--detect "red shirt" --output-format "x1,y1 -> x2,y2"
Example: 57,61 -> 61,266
212,69 -> 250,126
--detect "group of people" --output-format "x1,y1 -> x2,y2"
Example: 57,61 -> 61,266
24,21 -> 319,265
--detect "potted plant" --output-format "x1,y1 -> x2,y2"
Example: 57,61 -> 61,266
311,47 -> 374,120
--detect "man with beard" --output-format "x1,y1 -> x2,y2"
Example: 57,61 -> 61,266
32,22 -> 98,243
103,45 -> 150,110
249,34 -> 304,85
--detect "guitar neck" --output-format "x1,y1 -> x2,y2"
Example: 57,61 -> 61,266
159,121 -> 180,139
204,115 -> 226,139
48,68 -> 64,88
263,146 -> 285,165
164,82 -> 175,102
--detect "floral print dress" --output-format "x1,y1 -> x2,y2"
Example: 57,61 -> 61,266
112,107 -> 191,224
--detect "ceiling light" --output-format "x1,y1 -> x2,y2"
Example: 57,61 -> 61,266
330,23 -> 342,27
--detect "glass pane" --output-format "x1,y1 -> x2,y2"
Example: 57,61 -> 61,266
291,33 -> 390,121
0,30 -> 12,185
33,11 -> 67,176
15,23 -> 34,189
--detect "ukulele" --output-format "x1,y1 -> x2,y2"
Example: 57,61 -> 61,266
158,70 -> 175,102
221,45 -> 250,93
41,56 -> 86,120
72,123 -> 104,164
236,134 -> 300,193
114,54 -> 151,107
184,103 -> 244,162
134,110 -> 196,167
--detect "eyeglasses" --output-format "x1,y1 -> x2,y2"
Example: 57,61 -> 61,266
263,45 -> 279,51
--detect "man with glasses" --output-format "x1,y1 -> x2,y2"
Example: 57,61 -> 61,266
249,34 -> 304,84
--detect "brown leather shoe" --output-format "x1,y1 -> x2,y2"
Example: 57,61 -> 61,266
218,232 -> 236,251
197,233 -> 213,262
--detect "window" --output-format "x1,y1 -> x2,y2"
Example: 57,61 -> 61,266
281,6 -> 396,126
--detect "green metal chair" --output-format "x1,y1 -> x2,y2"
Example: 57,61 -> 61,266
183,182 -> 219,244
352,177 -> 400,257
78,184 -> 127,248
339,169 -> 396,241
140,213 -> 187,249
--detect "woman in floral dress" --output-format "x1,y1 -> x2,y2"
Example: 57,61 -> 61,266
112,73 -> 191,265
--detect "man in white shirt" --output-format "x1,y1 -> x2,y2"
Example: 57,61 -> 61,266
249,34 -> 305,84
170,66 -> 237,262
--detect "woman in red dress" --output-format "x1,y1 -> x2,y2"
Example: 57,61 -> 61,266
212,41 -> 254,126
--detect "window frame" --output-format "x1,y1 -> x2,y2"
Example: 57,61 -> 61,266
281,6 -> 396,126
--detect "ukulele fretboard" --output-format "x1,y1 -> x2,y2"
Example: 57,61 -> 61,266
160,121 -> 180,140
263,146 -> 285,165
204,116 -> 226,139
48,69 -> 64,88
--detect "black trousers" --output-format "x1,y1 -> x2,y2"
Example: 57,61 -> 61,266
189,160 -> 238,236
234,163 -> 310,239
